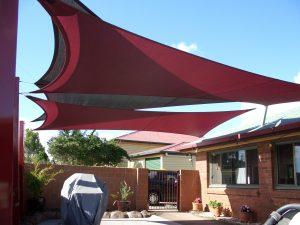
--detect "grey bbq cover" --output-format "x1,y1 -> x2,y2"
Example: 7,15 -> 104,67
61,173 -> 108,225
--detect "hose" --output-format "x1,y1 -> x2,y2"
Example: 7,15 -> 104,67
263,204 -> 300,225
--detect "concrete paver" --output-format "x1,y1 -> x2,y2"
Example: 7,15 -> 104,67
101,215 -> 181,225
155,212 -> 229,225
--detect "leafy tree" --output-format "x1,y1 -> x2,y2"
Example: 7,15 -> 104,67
48,130 -> 129,166
25,129 -> 49,163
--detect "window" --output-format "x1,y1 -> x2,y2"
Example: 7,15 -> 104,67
276,142 -> 300,187
209,148 -> 259,186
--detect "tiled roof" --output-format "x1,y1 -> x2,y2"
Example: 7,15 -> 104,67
115,131 -> 199,144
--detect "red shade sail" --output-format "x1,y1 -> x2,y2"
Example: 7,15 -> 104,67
29,97 -> 251,137
35,0 -> 300,106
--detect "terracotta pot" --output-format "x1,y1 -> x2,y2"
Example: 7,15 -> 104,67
192,202 -> 203,211
239,211 -> 254,223
209,206 -> 222,217
115,200 -> 131,212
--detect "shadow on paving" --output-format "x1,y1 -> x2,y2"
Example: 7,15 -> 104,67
154,212 -> 229,225
152,220 -> 229,225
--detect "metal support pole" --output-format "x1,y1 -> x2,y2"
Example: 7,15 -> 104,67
0,1 -> 19,224
262,105 -> 269,126
18,121 -> 25,220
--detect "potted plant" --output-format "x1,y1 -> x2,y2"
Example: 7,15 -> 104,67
208,200 -> 223,217
111,181 -> 134,212
239,205 -> 254,223
26,162 -> 62,213
192,197 -> 203,211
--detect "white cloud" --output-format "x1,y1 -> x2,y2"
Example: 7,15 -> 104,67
294,72 -> 300,84
172,42 -> 198,53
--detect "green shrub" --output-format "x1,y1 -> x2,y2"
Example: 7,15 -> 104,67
26,162 -> 63,198
111,181 -> 134,201
208,200 -> 223,209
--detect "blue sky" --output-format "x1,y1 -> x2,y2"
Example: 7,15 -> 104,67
17,0 -> 300,146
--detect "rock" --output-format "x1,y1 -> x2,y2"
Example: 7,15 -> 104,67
127,211 -> 143,218
43,211 -> 60,219
37,219 -> 63,225
31,212 -> 44,224
21,220 -> 34,225
54,211 -> 61,219
103,212 -> 111,218
110,211 -> 128,218
141,210 -> 151,218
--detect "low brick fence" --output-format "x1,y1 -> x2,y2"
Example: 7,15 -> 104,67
24,164 -> 148,211
24,164 -> 200,212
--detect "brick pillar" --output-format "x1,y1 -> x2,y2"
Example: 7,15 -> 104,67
257,142 -> 276,221
179,170 -> 200,211
196,152 -> 207,210
135,168 -> 148,210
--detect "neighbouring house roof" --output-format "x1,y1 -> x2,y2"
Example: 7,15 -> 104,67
130,142 -> 193,158
115,131 -> 199,144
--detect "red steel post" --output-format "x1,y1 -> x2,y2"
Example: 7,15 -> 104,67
0,0 -> 19,224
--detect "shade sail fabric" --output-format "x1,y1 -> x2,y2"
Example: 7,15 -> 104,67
29,96 -> 251,137
35,0 -> 300,106
44,93 -> 217,109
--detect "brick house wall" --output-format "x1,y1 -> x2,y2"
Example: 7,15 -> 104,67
195,134 -> 300,222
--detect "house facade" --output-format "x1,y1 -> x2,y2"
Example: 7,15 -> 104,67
115,131 -> 199,169
180,124 -> 300,222
128,145 -> 196,171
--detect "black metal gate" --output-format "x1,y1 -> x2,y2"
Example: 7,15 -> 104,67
148,170 -> 179,210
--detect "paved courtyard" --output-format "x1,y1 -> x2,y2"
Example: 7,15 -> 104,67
100,212 -> 229,225
38,212 -> 230,225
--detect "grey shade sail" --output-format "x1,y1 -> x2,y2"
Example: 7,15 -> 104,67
45,93 -> 224,109
35,22 -> 66,88
31,92 -> 221,122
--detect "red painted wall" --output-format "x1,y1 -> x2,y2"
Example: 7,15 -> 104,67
0,0 -> 19,224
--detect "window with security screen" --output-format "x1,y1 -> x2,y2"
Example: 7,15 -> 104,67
209,148 -> 259,186
276,142 -> 300,187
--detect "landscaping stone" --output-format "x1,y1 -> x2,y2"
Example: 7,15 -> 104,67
31,213 -> 44,224
110,210 -> 128,218
103,212 -> 111,218
37,219 -> 62,225
21,210 -> 61,225
141,210 -> 151,218
127,211 -> 143,218
43,211 -> 60,220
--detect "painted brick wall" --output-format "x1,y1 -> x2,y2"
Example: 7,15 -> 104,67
196,141 -> 300,222
24,164 -> 148,211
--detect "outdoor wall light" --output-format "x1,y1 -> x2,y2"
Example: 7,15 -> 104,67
189,154 -> 193,162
